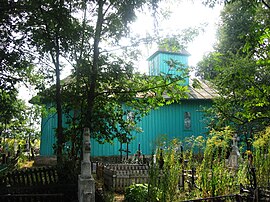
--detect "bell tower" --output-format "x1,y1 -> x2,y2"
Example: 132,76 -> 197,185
147,49 -> 190,85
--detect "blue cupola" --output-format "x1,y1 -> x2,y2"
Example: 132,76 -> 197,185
147,49 -> 190,85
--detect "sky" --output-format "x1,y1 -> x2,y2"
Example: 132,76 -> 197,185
18,1 -> 223,101
179,1 -> 222,66
131,0 -> 223,72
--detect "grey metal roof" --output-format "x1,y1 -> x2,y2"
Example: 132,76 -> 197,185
187,78 -> 218,100
146,78 -> 218,100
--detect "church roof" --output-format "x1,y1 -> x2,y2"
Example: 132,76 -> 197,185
187,78 -> 218,100
160,78 -> 218,100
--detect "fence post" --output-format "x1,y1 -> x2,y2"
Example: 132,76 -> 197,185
179,169 -> 185,189
191,167 -> 195,187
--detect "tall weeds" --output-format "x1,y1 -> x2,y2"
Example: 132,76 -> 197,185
253,126 -> 270,187
140,126 -> 270,201
196,128 -> 237,197
148,138 -> 182,202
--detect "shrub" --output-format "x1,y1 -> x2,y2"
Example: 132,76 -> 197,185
125,184 -> 148,202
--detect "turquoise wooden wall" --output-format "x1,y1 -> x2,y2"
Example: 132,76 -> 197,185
40,103 -> 71,156
148,51 -> 189,85
40,50 -> 211,157
40,99 -> 212,157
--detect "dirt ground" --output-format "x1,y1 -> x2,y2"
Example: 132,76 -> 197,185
33,156 -> 57,167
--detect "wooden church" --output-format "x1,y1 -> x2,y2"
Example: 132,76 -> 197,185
39,50 -> 216,157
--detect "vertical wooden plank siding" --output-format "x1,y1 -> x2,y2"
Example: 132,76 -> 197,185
40,51 -> 210,157
40,103 -> 70,156
40,105 -> 57,156
127,100 -> 212,156
40,100 -> 212,157
149,51 -> 189,85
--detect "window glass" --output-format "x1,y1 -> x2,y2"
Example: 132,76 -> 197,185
184,112 -> 191,130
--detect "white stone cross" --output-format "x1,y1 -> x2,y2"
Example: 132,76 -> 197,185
232,134 -> 238,148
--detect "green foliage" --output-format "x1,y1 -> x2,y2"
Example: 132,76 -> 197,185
158,28 -> 201,52
0,0 -> 35,91
0,98 -> 41,154
0,0 -> 65,165
1,0 -> 195,166
59,0 -> 190,161
253,126 -> 270,187
217,1 -> 258,55
148,138 -> 183,202
206,54 -> 270,149
145,134 -> 244,201
196,1 -> 270,149
54,51 -> 189,159
195,52 -> 224,80
124,129 -> 270,201
0,90 -> 19,126
0,1 -> 49,130
125,184 -> 149,202
196,127 -> 238,197
203,0 -> 266,9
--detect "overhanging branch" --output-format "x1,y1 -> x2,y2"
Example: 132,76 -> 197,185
262,0 -> 270,9
95,78 -> 186,98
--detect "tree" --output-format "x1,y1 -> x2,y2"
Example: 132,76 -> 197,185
0,0 -> 77,165
33,0 -> 74,165
203,0 -> 270,9
58,56 -> 188,158
0,1 -> 43,155
1,1 -> 28,124
58,1 -> 194,161
2,0 -> 197,164
196,0 -> 258,80
197,1 -> 270,149
33,0 -> 200,162
0,97 -> 40,161
7,0 -> 82,165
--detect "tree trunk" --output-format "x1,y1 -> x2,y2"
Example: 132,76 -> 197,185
86,0 -> 104,128
54,0 -> 64,166
54,36 -> 63,165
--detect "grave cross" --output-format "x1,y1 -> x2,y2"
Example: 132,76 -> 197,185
228,134 -> 241,170
232,134 -> 238,148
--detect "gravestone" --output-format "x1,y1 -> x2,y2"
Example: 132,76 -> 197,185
78,128 -> 95,202
228,134 -> 241,170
